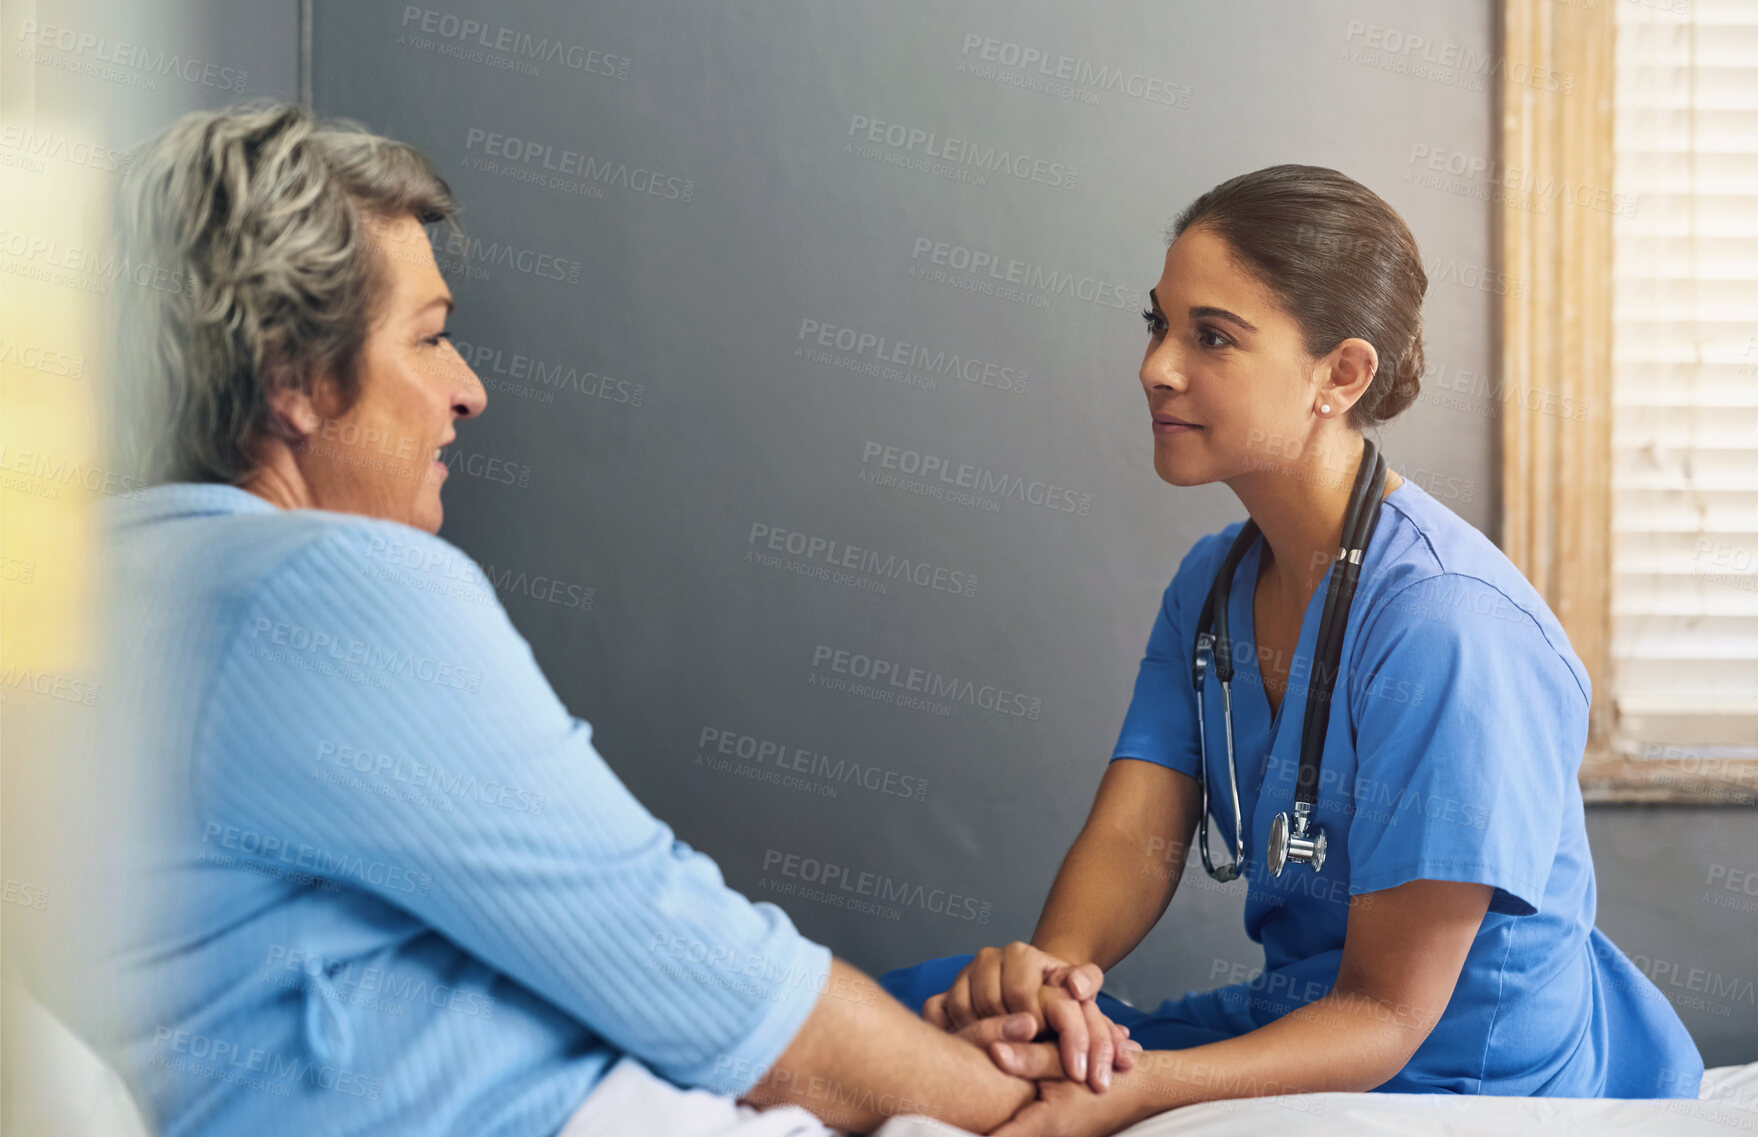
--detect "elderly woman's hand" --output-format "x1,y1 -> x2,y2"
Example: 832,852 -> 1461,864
922,943 -> 1137,1092
986,1062 -> 1162,1137
987,983 -> 1141,1093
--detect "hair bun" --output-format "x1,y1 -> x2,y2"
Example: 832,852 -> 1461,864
1379,331 -> 1424,421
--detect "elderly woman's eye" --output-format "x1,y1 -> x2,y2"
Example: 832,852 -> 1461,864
423,329 -> 452,347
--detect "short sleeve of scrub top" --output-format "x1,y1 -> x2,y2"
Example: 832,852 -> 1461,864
1109,531 -> 1232,781
1344,571 -> 1587,917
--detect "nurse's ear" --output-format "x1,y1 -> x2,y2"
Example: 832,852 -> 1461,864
1314,337 -> 1380,420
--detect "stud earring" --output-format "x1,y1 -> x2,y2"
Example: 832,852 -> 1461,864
1319,403 -> 1332,415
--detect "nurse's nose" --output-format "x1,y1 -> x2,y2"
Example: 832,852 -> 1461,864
1140,337 -> 1188,395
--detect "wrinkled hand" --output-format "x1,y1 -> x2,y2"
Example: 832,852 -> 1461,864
923,944 -> 1134,1092
988,1043 -> 1162,1137
951,1011 -> 1040,1049
988,1070 -> 1153,1137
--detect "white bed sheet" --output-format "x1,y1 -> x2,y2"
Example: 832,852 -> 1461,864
1104,1061 -> 1758,1137
22,975 -> 1756,1137
870,1062 -> 1758,1137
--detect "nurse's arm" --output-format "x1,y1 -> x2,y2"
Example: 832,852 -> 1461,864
1032,759 -> 1204,971
997,878 -> 1494,1121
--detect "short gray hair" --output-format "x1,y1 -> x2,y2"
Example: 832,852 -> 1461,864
111,101 -> 461,486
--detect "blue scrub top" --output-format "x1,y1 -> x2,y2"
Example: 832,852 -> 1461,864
1111,479 -> 1704,1097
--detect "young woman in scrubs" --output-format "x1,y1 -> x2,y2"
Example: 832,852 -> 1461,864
879,165 -> 1704,1136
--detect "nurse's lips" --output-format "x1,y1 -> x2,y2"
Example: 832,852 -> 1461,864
1153,413 -> 1199,436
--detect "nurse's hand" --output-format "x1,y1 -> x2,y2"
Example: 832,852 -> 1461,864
925,944 -> 1135,1092
925,942 -> 1105,1033
1030,982 -> 1142,1092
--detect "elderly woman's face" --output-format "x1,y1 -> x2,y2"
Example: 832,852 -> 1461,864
306,215 -> 486,533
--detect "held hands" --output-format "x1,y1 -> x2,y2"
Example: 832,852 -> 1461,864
974,1014 -> 1165,1137
924,943 -> 1140,1093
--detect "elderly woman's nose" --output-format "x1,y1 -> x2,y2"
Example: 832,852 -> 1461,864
454,365 -> 488,419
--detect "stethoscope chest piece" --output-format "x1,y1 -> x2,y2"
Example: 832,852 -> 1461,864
1266,802 -> 1328,878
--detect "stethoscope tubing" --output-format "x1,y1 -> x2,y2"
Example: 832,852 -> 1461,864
1189,437 -> 1386,879
1294,441 -> 1387,808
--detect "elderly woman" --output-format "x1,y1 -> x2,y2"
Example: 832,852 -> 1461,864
74,103 -> 1051,1137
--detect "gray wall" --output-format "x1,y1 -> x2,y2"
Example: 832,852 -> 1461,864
5,0 -> 296,138
308,0 -> 1756,1069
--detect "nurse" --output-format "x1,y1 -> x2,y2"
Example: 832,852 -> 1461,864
880,164 -> 1704,1135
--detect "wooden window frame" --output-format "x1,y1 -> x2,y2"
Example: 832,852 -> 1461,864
1500,0 -> 1758,805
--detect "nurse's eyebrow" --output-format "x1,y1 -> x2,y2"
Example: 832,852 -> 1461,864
1147,289 -> 1258,334
1190,305 -> 1258,334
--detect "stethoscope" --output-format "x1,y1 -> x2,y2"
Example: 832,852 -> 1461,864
1190,436 -> 1387,881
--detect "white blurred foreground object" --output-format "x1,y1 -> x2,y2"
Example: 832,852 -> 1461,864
7,979 -> 152,1137
557,1054 -> 977,1136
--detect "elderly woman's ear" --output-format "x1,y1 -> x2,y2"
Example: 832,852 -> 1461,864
260,368 -> 326,440
251,337 -> 337,448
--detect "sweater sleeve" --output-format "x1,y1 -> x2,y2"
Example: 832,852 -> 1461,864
193,519 -> 829,1095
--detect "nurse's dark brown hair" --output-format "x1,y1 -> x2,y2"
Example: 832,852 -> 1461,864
1169,164 -> 1427,429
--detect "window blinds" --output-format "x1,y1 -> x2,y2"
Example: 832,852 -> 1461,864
1611,0 -> 1758,758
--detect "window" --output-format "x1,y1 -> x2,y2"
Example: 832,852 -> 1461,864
1500,0 -> 1757,802
1610,0 -> 1758,773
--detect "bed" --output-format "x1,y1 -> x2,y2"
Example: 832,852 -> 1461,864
874,1061 -> 1758,1136
19,983 -> 1755,1135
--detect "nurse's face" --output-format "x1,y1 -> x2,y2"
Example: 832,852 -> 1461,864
1137,225 -> 1329,488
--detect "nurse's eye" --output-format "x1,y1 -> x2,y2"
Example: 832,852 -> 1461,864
1196,325 -> 1232,350
1141,307 -> 1169,338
